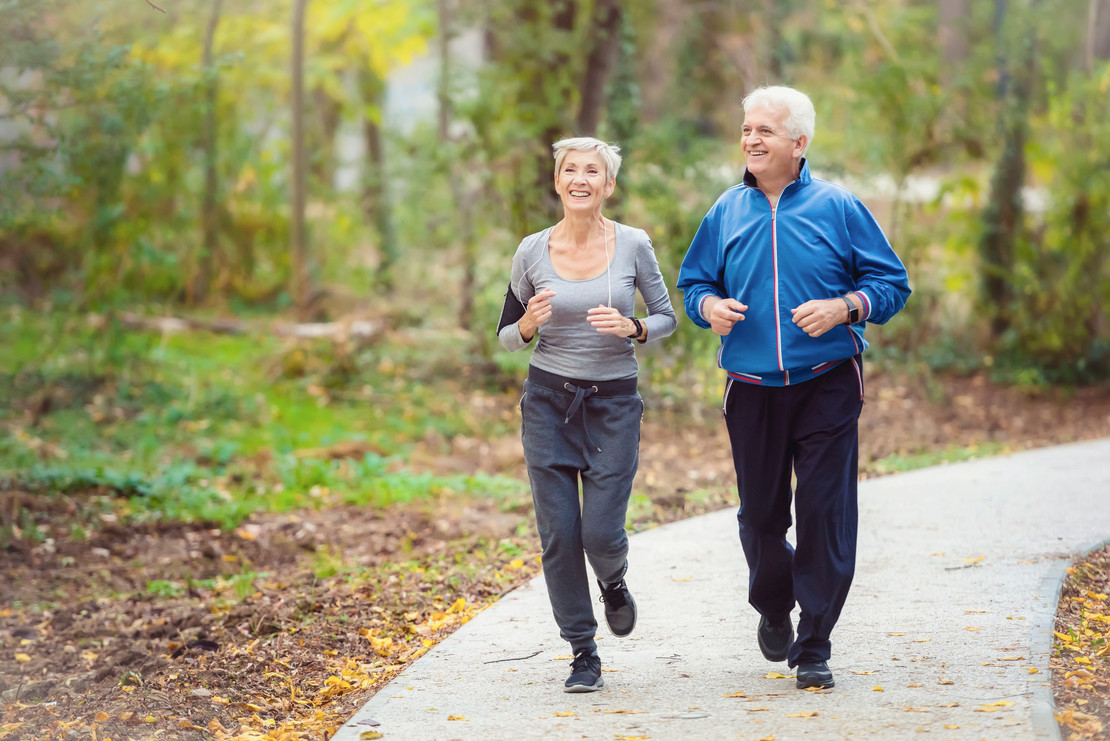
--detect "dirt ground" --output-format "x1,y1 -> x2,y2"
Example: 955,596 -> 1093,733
3,369 -> 1110,740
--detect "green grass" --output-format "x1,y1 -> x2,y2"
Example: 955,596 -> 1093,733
869,442 -> 1011,475
1,306 -> 528,533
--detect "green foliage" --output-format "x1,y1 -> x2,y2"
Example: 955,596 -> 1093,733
0,308 -> 529,534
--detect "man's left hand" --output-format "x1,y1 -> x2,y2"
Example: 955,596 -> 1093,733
791,298 -> 848,338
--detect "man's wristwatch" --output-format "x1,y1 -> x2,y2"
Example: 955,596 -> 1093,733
840,296 -> 860,325
627,317 -> 644,339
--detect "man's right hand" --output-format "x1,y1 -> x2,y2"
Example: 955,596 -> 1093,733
703,296 -> 748,336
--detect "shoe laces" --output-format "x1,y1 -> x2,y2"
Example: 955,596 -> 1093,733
599,579 -> 629,608
571,649 -> 599,674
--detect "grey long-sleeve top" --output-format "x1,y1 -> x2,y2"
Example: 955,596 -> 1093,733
498,222 -> 677,381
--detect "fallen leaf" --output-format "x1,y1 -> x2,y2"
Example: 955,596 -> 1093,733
786,711 -> 818,717
447,715 -> 468,721
95,713 -> 109,722
764,672 -> 788,679
872,686 -> 884,692
964,556 -> 986,563
938,679 -> 955,685
14,654 -> 30,663
723,691 -> 747,698
851,670 -> 876,675
943,724 -> 959,730
553,711 -> 575,717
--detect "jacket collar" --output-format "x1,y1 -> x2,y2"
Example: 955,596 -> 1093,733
742,157 -> 812,190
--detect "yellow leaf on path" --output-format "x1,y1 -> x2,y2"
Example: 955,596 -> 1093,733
906,684 -> 923,688
1075,657 -> 1092,664
14,654 -> 30,662
965,626 -> 981,631
964,556 -> 986,563
212,696 -> 230,704
888,632 -> 906,636
988,700 -> 1015,707
554,655 -> 573,660
359,732 -> 383,740
95,713 -> 109,722
553,711 -> 575,717
1054,631 -> 1074,642
913,638 -> 932,643
723,691 -> 747,698
938,679 -> 955,685
944,724 -> 959,730
872,686 -> 884,692
764,672 -> 788,679
758,735 -> 776,741
851,670 -> 876,675
999,655 -> 1026,661
1027,667 -> 1042,674
748,707 -> 770,711
786,711 -> 818,717
447,715 -> 468,721
614,736 -> 649,741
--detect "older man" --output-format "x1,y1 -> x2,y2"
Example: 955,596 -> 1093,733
677,85 -> 910,690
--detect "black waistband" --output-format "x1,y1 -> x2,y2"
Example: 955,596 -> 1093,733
527,366 -> 637,397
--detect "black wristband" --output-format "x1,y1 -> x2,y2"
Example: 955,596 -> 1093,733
840,295 -> 860,325
627,316 -> 643,339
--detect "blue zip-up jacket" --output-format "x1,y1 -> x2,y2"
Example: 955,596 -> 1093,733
677,159 -> 910,386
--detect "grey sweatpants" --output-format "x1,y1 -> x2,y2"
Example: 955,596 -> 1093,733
521,370 -> 642,655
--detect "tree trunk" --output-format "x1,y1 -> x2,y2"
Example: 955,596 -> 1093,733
291,0 -> 310,317
192,0 -> 222,306
979,0 -> 1037,341
576,0 -> 622,136
1089,0 -> 1110,67
938,0 -> 971,82
359,66 -> 396,290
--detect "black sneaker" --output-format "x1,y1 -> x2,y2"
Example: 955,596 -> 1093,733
796,660 -> 835,689
757,614 -> 793,662
598,577 -> 637,637
564,649 -> 603,693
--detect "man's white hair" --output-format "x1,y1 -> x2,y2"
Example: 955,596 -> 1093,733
742,86 -> 815,154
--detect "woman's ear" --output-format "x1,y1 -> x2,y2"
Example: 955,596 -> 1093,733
604,177 -> 616,198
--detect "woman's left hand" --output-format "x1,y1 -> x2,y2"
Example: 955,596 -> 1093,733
587,305 -> 635,337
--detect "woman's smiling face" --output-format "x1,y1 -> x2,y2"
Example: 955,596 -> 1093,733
554,150 -> 614,214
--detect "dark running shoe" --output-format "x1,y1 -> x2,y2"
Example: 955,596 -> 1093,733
757,614 -> 793,662
564,649 -> 603,693
796,660 -> 835,689
598,577 -> 638,637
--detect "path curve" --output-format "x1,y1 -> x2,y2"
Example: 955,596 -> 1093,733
335,438 -> 1110,741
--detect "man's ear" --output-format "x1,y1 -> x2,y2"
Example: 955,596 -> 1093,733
794,135 -> 809,158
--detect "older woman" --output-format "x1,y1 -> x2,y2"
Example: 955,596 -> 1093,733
497,137 -> 677,692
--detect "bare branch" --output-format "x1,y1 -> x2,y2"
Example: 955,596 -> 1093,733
144,0 -> 166,12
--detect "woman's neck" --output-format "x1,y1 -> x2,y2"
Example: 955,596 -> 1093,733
559,213 -> 606,249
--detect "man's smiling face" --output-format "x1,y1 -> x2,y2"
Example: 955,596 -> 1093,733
741,105 -> 806,189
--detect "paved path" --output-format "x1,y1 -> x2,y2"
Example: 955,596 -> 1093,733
335,439 -> 1110,741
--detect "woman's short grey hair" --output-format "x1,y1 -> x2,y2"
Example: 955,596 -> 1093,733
741,86 -> 815,154
552,137 -> 622,181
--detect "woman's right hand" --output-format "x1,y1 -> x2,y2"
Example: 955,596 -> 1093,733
518,287 -> 556,341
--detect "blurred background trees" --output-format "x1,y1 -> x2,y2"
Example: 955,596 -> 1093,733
1,0 -> 1108,384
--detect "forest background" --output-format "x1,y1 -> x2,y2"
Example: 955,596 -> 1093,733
2,0 -> 1110,739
